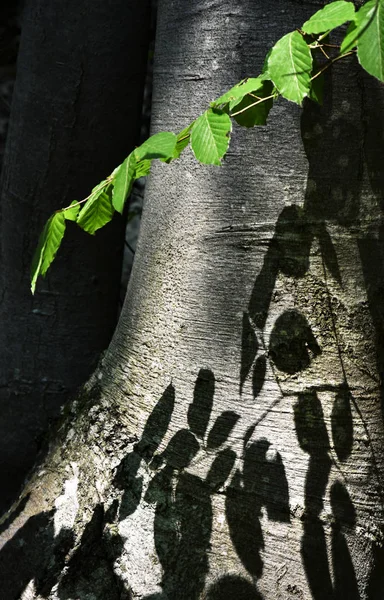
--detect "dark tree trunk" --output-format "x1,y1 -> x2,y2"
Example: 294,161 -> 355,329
0,0 -> 150,512
0,0 -> 22,172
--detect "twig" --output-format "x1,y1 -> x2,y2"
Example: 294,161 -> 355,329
311,50 -> 356,81
230,94 -> 275,117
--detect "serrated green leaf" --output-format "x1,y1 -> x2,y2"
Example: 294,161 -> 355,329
135,131 -> 177,160
112,152 -> 137,214
40,213 -> 66,273
212,78 -> 265,108
356,0 -> 384,81
302,1 -> 355,34
341,0 -> 379,53
232,80 -> 274,127
63,200 -> 80,222
77,187 -> 114,235
30,212 -> 66,293
267,31 -> 313,105
191,108 -> 231,166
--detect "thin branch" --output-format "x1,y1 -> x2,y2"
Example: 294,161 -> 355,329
177,133 -> 190,142
59,196 -> 92,213
319,45 -> 331,61
311,50 -> 356,81
230,94 -> 275,117
59,179 -> 112,213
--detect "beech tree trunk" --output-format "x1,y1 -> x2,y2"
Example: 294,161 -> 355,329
0,0 -> 150,511
0,0 -> 383,598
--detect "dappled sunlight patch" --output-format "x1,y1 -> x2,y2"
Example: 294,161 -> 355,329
54,462 -> 79,537
20,579 -> 37,600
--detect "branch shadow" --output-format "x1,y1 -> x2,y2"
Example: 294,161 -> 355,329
110,368 -> 291,599
237,64 -> 377,597
51,367 -> 288,599
124,370 -> 238,600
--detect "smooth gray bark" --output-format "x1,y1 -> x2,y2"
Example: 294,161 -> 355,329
0,0 -> 383,598
0,0 -> 150,511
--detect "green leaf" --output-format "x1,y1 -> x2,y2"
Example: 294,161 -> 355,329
175,124 -> 194,158
63,200 -> 80,222
112,152 -> 137,214
77,187 -> 114,235
261,49 -> 273,76
162,124 -> 194,164
267,31 -> 313,105
30,212 -> 66,294
356,0 -> 384,81
231,80 -> 274,127
191,108 -> 232,166
302,1 -> 355,34
212,77 -> 265,108
340,0 -> 379,54
340,19 -> 359,52
135,158 -> 151,178
135,131 -> 177,160
309,71 -> 325,105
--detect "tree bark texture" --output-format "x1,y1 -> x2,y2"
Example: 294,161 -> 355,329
0,0 -> 150,511
0,0 -> 383,598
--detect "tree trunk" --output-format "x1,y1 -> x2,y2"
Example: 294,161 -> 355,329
1,0 -> 383,598
0,0 -> 150,511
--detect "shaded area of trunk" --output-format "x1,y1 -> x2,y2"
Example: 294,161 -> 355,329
0,0 -> 22,172
0,0 -> 150,512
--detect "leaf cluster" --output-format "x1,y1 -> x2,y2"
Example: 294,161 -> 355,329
31,0 -> 384,292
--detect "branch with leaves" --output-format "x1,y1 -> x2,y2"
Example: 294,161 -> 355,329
31,0 -> 384,293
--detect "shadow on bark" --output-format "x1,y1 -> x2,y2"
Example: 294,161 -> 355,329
106,368 -> 290,598
41,369 -> 283,599
237,65 -> 382,597
0,508 -> 74,598
298,67 -> 384,600
204,574 -> 263,599
296,391 -> 359,600
118,370 -> 239,600
226,437 -> 289,579
56,504 -> 125,600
